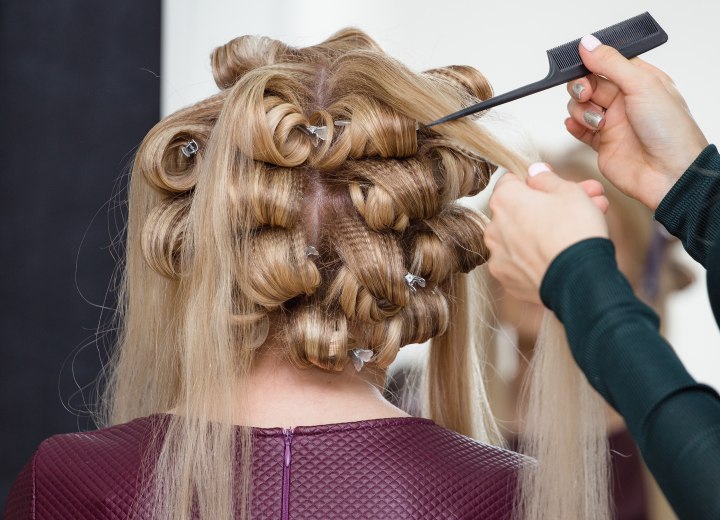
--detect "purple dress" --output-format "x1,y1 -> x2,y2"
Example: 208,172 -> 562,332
3,413 -> 523,519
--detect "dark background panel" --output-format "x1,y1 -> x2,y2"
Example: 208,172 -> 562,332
0,0 -> 161,506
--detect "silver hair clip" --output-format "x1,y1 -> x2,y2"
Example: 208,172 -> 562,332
349,348 -> 373,372
300,124 -> 336,145
305,125 -> 329,145
404,272 -> 426,293
304,246 -> 319,258
300,120 -> 352,146
181,139 -> 198,158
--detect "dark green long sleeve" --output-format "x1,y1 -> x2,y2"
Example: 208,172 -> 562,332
655,144 -> 720,322
540,144 -> 720,520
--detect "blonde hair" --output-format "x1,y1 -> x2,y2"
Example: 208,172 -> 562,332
97,28 -> 608,519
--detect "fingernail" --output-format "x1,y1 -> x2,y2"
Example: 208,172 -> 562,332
580,34 -> 602,52
583,110 -> 603,129
528,162 -> 551,177
571,83 -> 585,99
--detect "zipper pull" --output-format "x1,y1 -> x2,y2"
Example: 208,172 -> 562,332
283,428 -> 293,467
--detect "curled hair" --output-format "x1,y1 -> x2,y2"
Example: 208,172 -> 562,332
139,94 -> 225,193
141,195 -> 191,279
344,158 -> 438,231
286,306 -> 349,371
103,26 -> 608,520
238,227 -> 321,310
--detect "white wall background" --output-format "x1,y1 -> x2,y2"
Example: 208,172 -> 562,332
162,0 -> 720,388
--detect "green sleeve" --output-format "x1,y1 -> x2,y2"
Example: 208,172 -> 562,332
655,144 -> 720,324
541,237 -> 720,520
655,144 -> 720,266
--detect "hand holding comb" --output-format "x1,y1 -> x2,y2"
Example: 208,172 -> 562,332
425,12 -> 668,128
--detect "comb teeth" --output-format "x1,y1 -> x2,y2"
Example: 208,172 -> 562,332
549,12 -> 662,70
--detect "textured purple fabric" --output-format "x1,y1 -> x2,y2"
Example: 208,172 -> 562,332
3,413 -> 525,519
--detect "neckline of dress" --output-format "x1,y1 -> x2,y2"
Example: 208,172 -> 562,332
145,412 -> 436,435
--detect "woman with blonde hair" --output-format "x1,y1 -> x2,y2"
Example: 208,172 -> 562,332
3,29 -> 609,519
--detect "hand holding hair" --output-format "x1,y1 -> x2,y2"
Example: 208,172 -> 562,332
484,163 -> 609,303
566,35 -> 708,210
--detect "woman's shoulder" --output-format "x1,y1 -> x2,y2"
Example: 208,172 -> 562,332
289,415 -> 527,477
429,423 -> 529,474
3,415 -> 162,520
35,414 -> 162,473
386,419 -> 528,478
392,422 -> 527,515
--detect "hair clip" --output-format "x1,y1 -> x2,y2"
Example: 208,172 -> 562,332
404,272 -> 426,293
181,139 -> 199,158
299,120 -> 352,146
349,348 -> 373,372
298,125 -> 328,146
304,246 -> 319,258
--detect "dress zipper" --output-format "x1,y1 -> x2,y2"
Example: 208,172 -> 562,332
281,427 -> 293,520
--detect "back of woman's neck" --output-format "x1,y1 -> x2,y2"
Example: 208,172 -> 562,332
168,348 -> 411,428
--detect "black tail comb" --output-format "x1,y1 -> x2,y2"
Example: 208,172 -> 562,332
425,12 -> 668,127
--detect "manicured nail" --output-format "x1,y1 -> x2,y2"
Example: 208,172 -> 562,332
571,83 -> 585,99
528,162 -> 551,177
583,110 -> 603,129
580,34 -> 602,52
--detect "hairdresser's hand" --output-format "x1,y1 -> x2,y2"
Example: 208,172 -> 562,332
565,35 -> 708,210
485,163 -> 609,303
